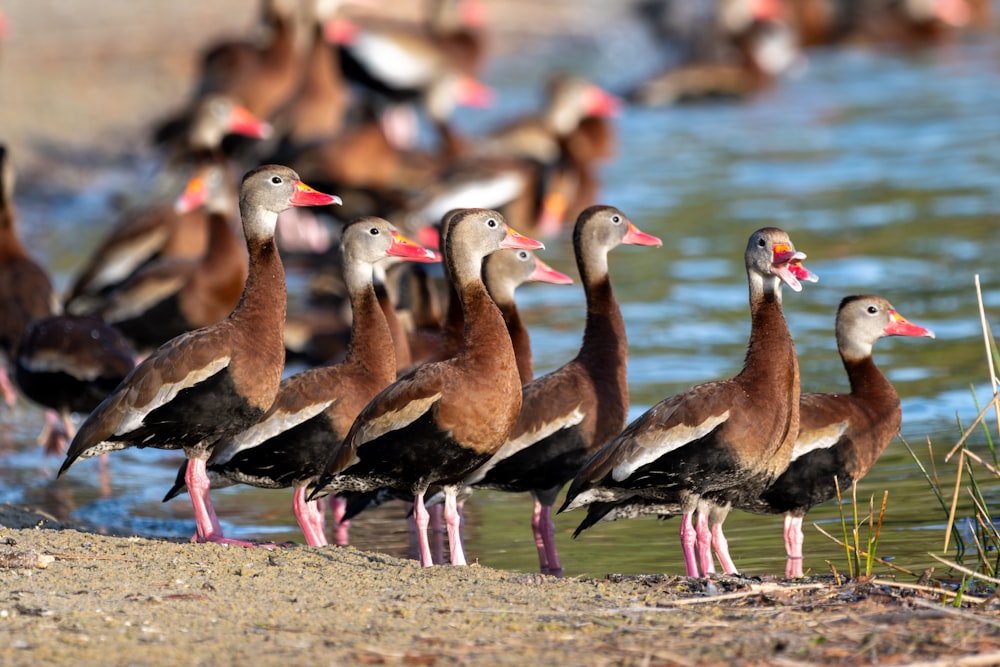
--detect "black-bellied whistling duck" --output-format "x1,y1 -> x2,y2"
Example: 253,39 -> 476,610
561,227 -> 817,577
0,145 -> 60,407
163,217 -> 437,547
782,0 -> 982,49
93,164 -> 248,354
332,0 -> 486,96
58,165 -> 340,547
626,0 -> 801,106
464,206 -> 661,575
475,73 -> 622,168
334,244 -> 572,542
68,96 -> 270,314
15,315 -> 136,457
738,295 -> 934,577
308,209 -> 542,566
197,0 -> 304,122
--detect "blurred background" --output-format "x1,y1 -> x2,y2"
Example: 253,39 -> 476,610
1,0 -> 999,578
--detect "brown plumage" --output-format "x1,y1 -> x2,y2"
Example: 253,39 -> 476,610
739,295 -> 934,577
162,217 -> 437,547
309,209 -> 542,566
0,144 -> 59,408
94,164 -> 248,353
59,165 -> 340,547
465,205 -> 661,575
561,227 -> 817,578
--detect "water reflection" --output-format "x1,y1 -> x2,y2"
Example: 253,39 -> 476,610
3,21 -> 1000,579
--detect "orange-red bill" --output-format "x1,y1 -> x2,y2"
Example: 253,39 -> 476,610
500,226 -> 544,251
174,175 -> 208,214
529,257 -> 573,285
289,181 -> 342,207
388,233 -> 440,263
227,104 -> 272,139
884,310 -> 935,338
622,222 -> 662,247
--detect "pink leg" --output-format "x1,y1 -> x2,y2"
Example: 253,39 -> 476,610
38,409 -> 70,456
413,492 -> 434,566
0,365 -> 17,407
443,488 -> 466,566
329,495 -> 350,546
293,487 -> 328,546
695,510 -> 715,575
186,458 -> 270,548
98,453 -> 111,498
539,503 -> 562,576
784,514 -> 805,578
429,502 -> 445,565
711,523 -> 739,574
679,511 -> 700,577
531,498 -> 550,572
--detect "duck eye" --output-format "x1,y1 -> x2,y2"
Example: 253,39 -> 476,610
611,215 -> 621,224
867,305 -> 878,314
486,218 -> 497,228
271,176 -> 282,185
518,251 -> 528,259
369,227 -> 380,236
757,238 -> 767,248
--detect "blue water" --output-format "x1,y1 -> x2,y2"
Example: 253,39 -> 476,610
3,18 -> 1000,579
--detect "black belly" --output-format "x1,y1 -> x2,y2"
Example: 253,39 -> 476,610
342,410 -> 492,494
116,368 -> 264,457
210,413 -> 340,489
114,293 -> 191,350
477,428 -> 588,494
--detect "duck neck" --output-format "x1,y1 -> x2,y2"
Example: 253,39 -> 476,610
232,221 -> 286,358
343,261 -> 396,385
0,198 -> 24,260
376,282 -> 412,371
843,354 -> 898,405
496,297 -> 532,385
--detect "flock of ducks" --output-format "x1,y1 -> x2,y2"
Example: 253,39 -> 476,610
0,0 -> 962,576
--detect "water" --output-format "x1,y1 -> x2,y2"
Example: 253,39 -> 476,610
4,22 -> 1000,579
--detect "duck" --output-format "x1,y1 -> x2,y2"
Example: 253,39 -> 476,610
67,95 -> 271,314
560,227 -> 817,578
58,165 -> 341,547
92,164 -> 248,354
0,145 -> 59,409
15,315 -> 137,457
626,0 -> 801,106
196,0 -> 304,122
162,217 -> 437,546
308,209 -> 542,566
463,206 -> 661,575
333,243 -> 574,544
739,295 -> 934,577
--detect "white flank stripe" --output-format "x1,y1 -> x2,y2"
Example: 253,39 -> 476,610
355,393 -> 441,447
791,422 -> 848,461
612,411 -> 730,482
214,401 -> 334,464
352,34 -> 437,87
115,356 -> 231,436
465,406 -> 585,484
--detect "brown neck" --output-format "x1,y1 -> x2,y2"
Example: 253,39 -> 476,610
232,238 -> 286,341
844,355 -> 898,404
344,282 -> 397,387
376,283 -> 412,371
458,277 -> 515,374
0,207 -> 26,260
497,299 -> 533,385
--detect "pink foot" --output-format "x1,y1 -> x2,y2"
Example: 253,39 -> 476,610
413,492 -> 434,567
186,458 -> 274,549
679,511 -> 700,577
784,514 -> 805,578
443,487 -> 466,566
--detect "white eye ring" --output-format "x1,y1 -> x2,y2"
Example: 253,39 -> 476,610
271,176 -> 282,185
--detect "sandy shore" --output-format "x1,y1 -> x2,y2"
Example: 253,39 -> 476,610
2,503 -> 1000,666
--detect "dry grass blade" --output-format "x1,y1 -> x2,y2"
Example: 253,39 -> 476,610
813,523 -> 919,577
974,274 -> 1000,442
871,577 -> 988,605
927,552 -> 1000,587
944,448 -> 965,553
944,395 -> 999,462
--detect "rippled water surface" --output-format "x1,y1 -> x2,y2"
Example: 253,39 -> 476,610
4,24 -> 1000,579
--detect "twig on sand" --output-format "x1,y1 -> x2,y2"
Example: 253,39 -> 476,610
43,552 -> 137,562
870,577 -> 987,605
927,552 -> 1000,588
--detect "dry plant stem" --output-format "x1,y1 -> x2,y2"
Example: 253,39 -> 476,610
928,551 -> 1000,587
945,394 -> 1000,462
814,523 -> 920,577
872,577 -> 988,605
957,445 -> 1000,478
945,448 -> 965,552
974,274 -> 1000,442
